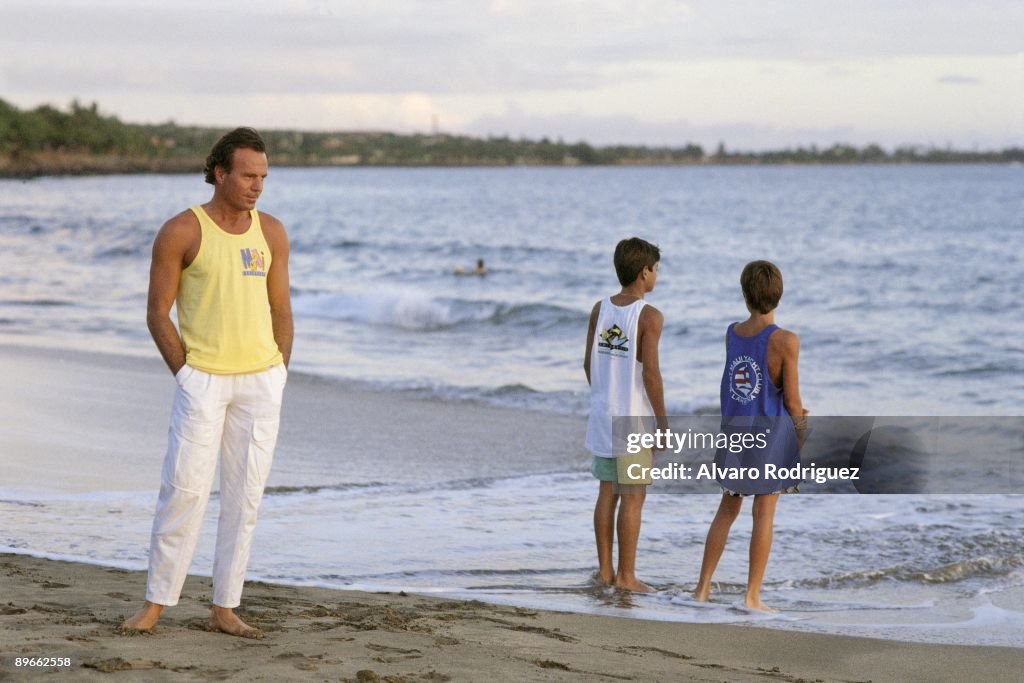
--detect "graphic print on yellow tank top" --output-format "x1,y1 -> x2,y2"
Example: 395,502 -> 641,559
176,205 -> 283,374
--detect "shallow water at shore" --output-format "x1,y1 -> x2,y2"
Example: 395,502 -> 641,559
2,347 -> 1022,648
2,473 -> 1023,647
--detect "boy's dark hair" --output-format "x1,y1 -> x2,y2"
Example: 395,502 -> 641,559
203,127 -> 266,185
741,260 -> 784,314
614,237 -> 661,287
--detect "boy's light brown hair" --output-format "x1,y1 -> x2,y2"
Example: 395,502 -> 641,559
741,260 -> 783,314
614,237 -> 660,287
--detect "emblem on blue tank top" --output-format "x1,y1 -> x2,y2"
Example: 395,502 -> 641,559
729,355 -> 763,404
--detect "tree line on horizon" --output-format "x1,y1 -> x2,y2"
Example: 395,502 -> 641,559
0,98 -> 1020,176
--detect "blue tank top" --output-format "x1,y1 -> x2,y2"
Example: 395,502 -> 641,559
715,323 -> 800,494
720,323 -> 789,417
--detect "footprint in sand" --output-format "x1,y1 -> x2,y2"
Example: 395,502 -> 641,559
365,642 -> 423,663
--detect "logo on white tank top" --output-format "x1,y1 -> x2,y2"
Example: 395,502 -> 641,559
597,324 -> 629,356
729,355 -> 763,404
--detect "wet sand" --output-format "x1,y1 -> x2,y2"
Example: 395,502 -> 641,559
2,553 -> 1023,682
0,343 -> 584,494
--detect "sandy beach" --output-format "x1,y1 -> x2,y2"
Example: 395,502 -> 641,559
2,344 -> 1023,681
2,553 -> 1022,682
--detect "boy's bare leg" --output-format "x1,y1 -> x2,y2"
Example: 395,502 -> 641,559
745,493 -> 779,612
613,487 -> 653,592
694,493 -> 743,601
594,481 -> 619,585
120,601 -> 164,633
207,605 -> 264,638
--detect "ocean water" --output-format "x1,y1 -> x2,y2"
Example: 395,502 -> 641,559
1,165 -> 1022,647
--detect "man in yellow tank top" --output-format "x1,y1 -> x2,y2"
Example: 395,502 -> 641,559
121,128 -> 293,638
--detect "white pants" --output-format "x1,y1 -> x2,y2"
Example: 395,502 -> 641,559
145,364 -> 287,608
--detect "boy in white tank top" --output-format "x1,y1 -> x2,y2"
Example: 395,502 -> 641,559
583,237 -> 668,591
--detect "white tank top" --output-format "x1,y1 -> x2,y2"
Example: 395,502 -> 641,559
585,298 -> 653,456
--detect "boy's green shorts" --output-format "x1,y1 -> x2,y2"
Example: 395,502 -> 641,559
590,449 -> 653,485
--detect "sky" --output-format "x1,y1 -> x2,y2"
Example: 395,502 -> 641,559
1,0 -> 1021,150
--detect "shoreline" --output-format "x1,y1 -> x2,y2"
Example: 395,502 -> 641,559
0,342 -> 585,494
2,552 -> 1021,682
3,342 -> 1023,679
1,156 -> 1018,180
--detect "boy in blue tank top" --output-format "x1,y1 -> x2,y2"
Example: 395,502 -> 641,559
584,237 -> 668,592
693,260 -> 808,611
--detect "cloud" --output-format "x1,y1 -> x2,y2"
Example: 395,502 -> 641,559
464,107 -> 859,150
1,1 -> 1020,149
937,74 -> 983,85
3,1 -> 1021,102
0,4 -> 623,96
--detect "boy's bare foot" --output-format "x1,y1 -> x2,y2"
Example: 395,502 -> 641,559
692,585 -> 711,602
743,597 -> 778,613
590,570 -> 614,586
206,607 -> 264,639
613,577 -> 654,593
119,601 -> 163,634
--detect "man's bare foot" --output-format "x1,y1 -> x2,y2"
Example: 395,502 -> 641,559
692,585 -> 711,602
206,607 -> 264,639
613,577 -> 654,593
119,601 -> 163,634
743,596 -> 778,613
590,570 -> 614,586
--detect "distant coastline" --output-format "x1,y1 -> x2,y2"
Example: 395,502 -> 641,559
2,98 -> 1021,179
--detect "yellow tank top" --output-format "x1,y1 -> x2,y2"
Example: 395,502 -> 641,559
177,205 -> 283,374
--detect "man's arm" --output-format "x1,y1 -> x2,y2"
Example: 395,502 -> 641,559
583,301 -> 600,385
146,214 -> 195,376
262,212 -> 294,368
638,306 -> 668,430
